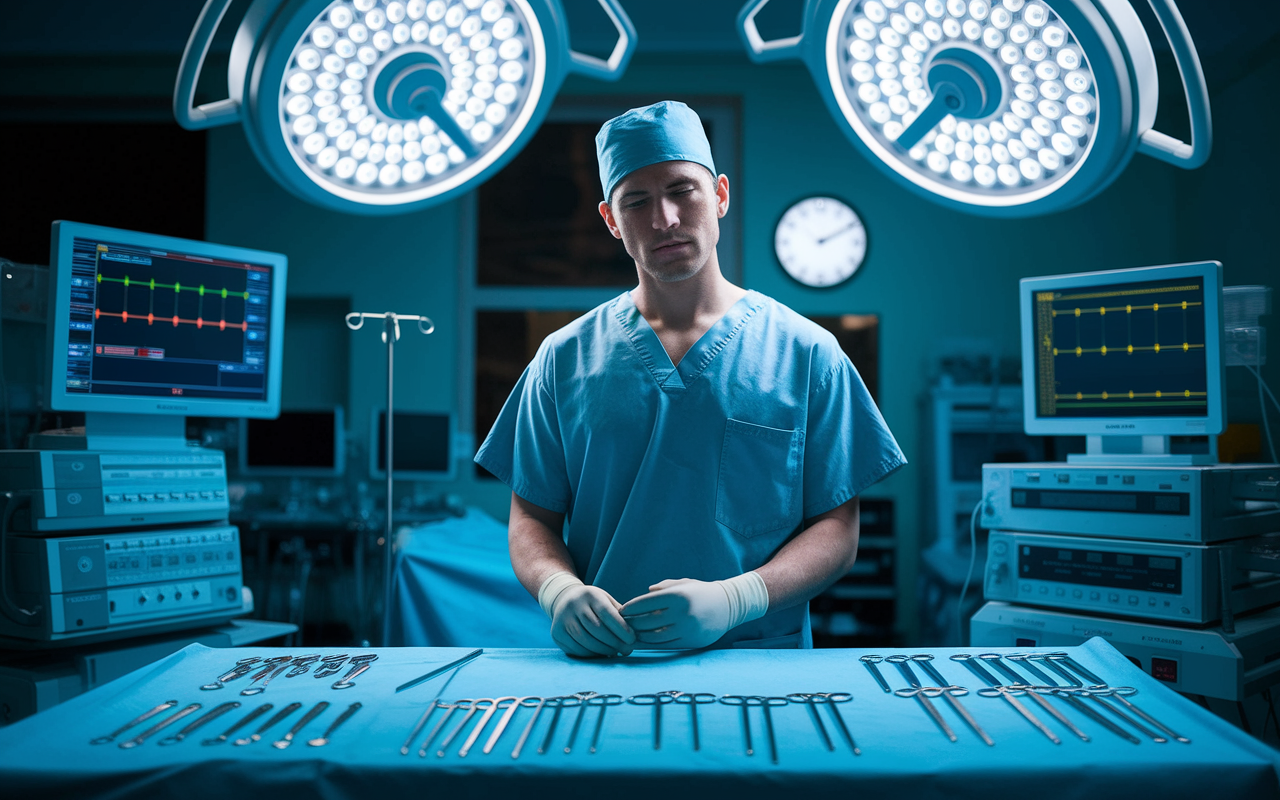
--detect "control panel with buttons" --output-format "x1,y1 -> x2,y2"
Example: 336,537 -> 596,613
983,529 -> 1280,625
4,524 -> 246,641
0,449 -> 230,533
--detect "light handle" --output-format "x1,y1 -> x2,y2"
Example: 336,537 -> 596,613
737,0 -> 805,63
1136,0 -> 1212,169
567,0 -> 637,81
173,0 -> 243,130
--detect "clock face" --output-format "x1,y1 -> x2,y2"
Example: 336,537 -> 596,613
774,196 -> 867,288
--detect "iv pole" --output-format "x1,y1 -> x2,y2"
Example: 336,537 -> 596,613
345,310 -> 434,646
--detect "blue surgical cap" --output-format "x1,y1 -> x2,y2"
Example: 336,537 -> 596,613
595,100 -> 716,202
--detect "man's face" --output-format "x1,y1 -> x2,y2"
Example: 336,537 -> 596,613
598,160 -> 729,284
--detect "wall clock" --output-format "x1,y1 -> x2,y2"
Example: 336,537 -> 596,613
773,196 -> 867,288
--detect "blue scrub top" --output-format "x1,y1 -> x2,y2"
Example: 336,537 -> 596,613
476,290 -> 905,648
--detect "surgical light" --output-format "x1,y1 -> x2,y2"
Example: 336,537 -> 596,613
738,0 -> 1211,216
176,0 -> 635,215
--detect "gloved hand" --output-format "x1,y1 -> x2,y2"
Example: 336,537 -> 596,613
538,571 -> 636,658
620,572 -> 769,650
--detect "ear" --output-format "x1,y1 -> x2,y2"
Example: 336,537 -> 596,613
715,174 -> 730,219
598,200 -> 623,240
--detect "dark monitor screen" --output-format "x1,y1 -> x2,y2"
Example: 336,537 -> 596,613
241,408 -> 344,476
373,411 -> 453,479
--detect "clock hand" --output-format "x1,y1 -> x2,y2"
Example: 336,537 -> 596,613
816,221 -> 862,245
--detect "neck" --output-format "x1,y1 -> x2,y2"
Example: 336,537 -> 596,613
632,255 -> 745,332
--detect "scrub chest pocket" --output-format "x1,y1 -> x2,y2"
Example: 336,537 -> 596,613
715,418 -> 804,538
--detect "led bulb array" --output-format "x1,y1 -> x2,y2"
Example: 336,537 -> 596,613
280,0 -> 536,195
836,0 -> 1099,196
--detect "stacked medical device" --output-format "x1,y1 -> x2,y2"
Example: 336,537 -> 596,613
0,221 -> 288,647
971,261 -> 1280,704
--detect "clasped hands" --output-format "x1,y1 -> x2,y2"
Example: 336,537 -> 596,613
543,573 -> 768,659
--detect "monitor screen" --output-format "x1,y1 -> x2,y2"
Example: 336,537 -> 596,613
240,408 -> 345,477
47,221 -> 287,418
1020,262 -> 1225,437
371,410 -> 454,480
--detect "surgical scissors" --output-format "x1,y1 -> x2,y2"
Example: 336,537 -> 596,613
788,693 -> 835,751
564,692 -> 599,754
894,687 -> 957,742
810,693 -> 860,755
485,697 -> 542,755
418,700 -> 469,757
885,654 -> 922,688
1096,686 -> 1190,744
949,653 -> 1002,687
511,696 -> 551,759
672,692 -> 717,751
720,695 -> 788,763
1075,687 -> 1169,743
1006,653 -> 1063,687
977,685 -> 1061,744
860,655 -> 892,693
459,697 -> 513,757
538,695 -> 583,755
1049,688 -> 1140,744
628,691 -> 677,750
438,699 -> 494,757
586,694 -> 623,754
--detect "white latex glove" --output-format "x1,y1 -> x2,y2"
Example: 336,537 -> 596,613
538,571 -> 636,658
620,572 -> 769,650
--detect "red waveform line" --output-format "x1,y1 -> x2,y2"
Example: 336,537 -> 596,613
95,308 -> 247,331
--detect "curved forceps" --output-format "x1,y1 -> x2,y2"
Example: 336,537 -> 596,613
586,694 -> 623,754
860,655 -> 891,693
538,695 -> 583,755
672,692 -> 717,751
628,692 -> 677,750
721,695 -> 788,763
895,687 -> 957,742
977,685 -> 1061,744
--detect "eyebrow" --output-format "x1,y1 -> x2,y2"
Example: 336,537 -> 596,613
618,178 -> 699,201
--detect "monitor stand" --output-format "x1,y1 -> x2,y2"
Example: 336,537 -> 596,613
29,413 -> 189,452
1066,434 -> 1218,466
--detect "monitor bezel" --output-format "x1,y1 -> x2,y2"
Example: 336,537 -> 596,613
368,408 -> 456,482
238,406 -> 346,478
1020,261 -> 1226,437
46,220 -> 287,419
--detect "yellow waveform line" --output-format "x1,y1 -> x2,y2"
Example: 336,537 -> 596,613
1051,285 -> 1201,302
1051,300 -> 1201,317
1051,343 -> 1204,356
1055,390 -> 1208,400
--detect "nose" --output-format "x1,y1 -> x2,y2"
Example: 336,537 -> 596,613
651,195 -> 680,230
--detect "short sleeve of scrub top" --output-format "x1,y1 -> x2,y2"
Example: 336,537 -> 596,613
474,341 -> 571,514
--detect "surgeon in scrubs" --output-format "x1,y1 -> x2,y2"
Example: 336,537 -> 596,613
475,101 -> 905,657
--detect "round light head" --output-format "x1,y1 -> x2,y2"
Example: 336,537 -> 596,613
277,0 -> 546,209
827,0 -> 1100,211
